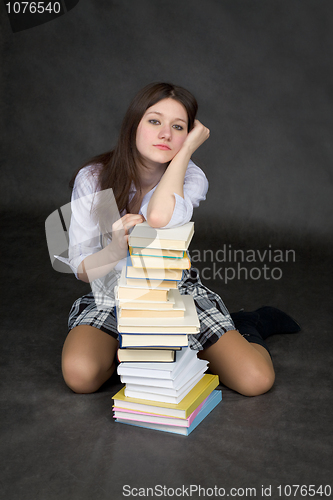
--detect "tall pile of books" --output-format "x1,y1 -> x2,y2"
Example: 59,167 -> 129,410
112,222 -> 222,436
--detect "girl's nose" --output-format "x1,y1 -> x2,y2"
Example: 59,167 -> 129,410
158,125 -> 172,140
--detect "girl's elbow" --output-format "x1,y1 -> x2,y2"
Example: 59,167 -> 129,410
77,272 -> 90,283
77,260 -> 90,282
146,211 -> 171,228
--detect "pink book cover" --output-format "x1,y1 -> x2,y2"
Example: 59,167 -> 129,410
113,396 -> 208,428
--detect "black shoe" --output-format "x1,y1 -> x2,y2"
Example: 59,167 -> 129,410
231,306 -> 301,340
255,306 -> 301,339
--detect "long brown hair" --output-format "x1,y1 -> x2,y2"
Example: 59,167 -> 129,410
71,82 -> 198,218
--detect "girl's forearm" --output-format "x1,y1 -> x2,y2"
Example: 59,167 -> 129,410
146,146 -> 192,227
146,120 -> 210,228
77,245 -> 122,283
76,213 -> 144,282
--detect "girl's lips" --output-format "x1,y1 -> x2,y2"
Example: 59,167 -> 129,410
154,144 -> 171,150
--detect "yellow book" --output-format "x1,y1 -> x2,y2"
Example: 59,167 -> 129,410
112,374 -> 219,419
129,248 -> 191,270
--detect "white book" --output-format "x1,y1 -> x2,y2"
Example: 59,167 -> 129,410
128,221 -> 194,251
119,353 -> 206,382
123,370 -> 207,397
124,373 -> 205,404
120,362 -> 208,391
113,409 -> 193,427
117,347 -> 199,379
117,295 -> 200,334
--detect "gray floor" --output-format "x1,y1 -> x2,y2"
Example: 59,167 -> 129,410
1,211 -> 332,500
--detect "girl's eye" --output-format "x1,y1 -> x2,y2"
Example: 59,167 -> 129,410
148,119 -> 184,130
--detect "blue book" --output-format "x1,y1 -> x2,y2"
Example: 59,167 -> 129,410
118,333 -> 189,348
115,389 -> 222,435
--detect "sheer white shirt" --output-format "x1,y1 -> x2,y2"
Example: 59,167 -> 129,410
67,159 -> 208,276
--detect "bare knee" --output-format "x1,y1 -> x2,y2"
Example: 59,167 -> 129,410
62,353 -> 113,394
240,365 -> 275,397
61,326 -> 118,393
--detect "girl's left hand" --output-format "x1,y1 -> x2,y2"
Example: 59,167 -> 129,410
182,119 -> 210,155
108,213 -> 144,260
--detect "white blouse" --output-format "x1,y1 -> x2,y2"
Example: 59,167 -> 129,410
67,159 -> 208,276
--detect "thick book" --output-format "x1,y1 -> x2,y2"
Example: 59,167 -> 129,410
113,402 -> 201,427
119,308 -> 185,319
115,390 -> 222,436
117,295 -> 200,334
117,299 -> 174,310
126,261 -> 183,281
112,374 -> 220,419
129,248 -> 191,270
129,247 -> 185,259
118,289 -> 185,319
116,267 -> 170,301
123,374 -> 205,398
126,277 -> 178,289
117,348 -> 179,363
113,391 -> 215,427
124,371 -> 205,404
119,333 -> 189,348
117,347 -> 199,379
122,367 -> 208,396
119,355 -> 208,386
116,286 -> 168,302
128,221 -> 194,251
118,264 -> 180,296
122,262 -> 180,289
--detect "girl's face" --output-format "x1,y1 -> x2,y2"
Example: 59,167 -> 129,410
136,98 -> 189,168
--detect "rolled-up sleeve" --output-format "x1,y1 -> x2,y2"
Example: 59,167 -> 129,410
68,167 -> 102,277
140,160 -> 208,228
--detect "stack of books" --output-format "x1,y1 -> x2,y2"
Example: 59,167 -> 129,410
112,373 -> 221,436
112,222 -> 222,435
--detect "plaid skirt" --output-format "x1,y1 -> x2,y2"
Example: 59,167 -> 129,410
68,268 -> 235,351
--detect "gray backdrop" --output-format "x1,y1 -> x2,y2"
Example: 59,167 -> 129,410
1,0 -> 332,246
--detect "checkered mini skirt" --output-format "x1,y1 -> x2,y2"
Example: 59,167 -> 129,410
68,267 -> 235,351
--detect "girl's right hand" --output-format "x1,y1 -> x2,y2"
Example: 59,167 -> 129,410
182,119 -> 210,156
108,213 -> 145,261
